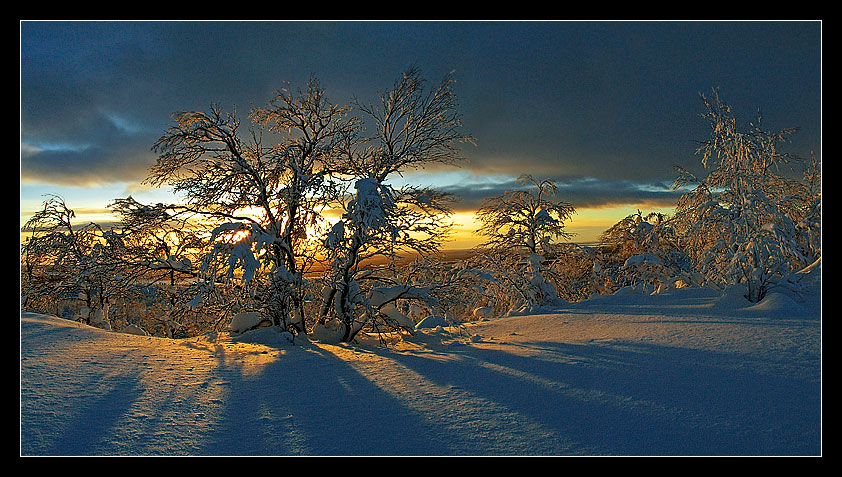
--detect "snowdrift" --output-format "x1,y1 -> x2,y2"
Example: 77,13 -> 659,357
20,280 -> 821,456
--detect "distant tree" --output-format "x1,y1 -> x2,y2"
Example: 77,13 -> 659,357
475,175 -> 576,308
22,195 -> 81,315
21,195 -> 129,328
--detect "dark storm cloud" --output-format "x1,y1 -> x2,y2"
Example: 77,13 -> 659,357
20,21 -> 470,185
20,20 -> 821,194
21,135 -> 154,186
453,21 -> 821,182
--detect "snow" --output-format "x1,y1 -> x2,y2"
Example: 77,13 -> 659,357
20,282 -> 821,456
379,303 -> 415,330
472,305 -> 494,319
623,253 -> 663,268
414,315 -> 450,330
369,285 -> 428,308
227,312 -> 269,334
349,177 -> 393,229
122,324 -> 149,336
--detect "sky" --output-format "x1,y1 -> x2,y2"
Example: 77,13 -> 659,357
20,20 -> 822,247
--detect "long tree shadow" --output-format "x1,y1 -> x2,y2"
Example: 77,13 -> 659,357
21,363 -> 146,456
561,288 -> 821,323
384,338 -> 821,456
21,317 -> 146,456
44,377 -> 144,455
196,342 -> 456,456
22,323 -> 464,456
20,314 -> 820,456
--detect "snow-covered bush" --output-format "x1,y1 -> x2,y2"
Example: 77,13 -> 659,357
227,311 -> 271,333
593,210 -> 695,295
393,256 -> 491,323
122,324 -> 149,336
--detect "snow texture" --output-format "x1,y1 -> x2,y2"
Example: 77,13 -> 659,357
414,315 -> 450,330
227,312 -> 269,333
20,279 -> 821,456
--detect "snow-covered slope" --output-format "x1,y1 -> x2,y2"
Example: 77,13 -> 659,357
20,282 -> 821,456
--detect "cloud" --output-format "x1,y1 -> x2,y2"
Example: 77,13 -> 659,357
19,21 -> 820,202
436,174 -> 683,212
21,132 -> 157,187
20,90 -> 163,186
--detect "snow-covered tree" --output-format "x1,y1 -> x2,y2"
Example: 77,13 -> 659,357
788,152 -> 821,264
148,76 -> 358,333
673,90 -> 813,302
474,175 -> 576,308
318,67 -> 473,342
21,195 -> 130,328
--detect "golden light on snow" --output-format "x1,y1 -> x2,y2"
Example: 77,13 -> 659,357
214,341 -> 284,376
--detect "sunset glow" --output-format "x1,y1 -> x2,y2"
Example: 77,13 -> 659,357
21,21 -> 819,255
19,20 -> 821,458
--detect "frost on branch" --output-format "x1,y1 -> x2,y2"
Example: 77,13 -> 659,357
348,178 -> 395,231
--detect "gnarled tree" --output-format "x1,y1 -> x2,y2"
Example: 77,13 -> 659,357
148,76 -> 358,333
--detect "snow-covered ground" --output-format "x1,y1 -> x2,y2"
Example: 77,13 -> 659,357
20,276 -> 821,456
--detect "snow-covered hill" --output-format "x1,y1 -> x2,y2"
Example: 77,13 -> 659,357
20,278 -> 821,456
